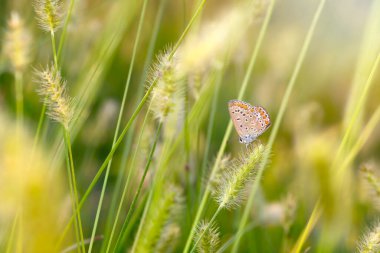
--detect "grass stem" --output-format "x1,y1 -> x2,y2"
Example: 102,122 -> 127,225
231,0 -> 326,251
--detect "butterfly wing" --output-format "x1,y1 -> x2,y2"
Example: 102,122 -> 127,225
228,100 -> 256,138
228,100 -> 271,141
252,106 -> 271,136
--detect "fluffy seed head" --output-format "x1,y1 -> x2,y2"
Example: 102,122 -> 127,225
35,65 -> 73,129
34,0 -> 64,32
213,144 -> 265,209
358,221 -> 380,253
177,4 -> 254,76
194,220 -> 220,253
3,12 -> 32,71
149,50 -> 182,123
135,185 -> 183,253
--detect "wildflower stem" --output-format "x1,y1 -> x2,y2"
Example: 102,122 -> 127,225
57,0 -> 76,61
63,129 -> 85,253
190,206 -> 222,253
183,0 -> 275,251
87,0 -> 149,251
231,0 -> 326,251
15,71 -> 23,130
113,122 -> 163,252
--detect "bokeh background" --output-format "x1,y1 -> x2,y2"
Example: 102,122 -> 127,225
0,0 -> 379,252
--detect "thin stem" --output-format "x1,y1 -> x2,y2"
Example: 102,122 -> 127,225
63,129 -> 85,253
231,0 -> 326,251
291,201 -> 322,253
101,0 -> 167,249
339,105 -> 380,175
216,222 -> 257,253
50,30 -> 58,70
334,52 -> 380,167
57,0 -> 205,243
15,71 -> 23,131
190,206 -> 223,253
5,213 -> 19,253
169,0 -> 206,59
88,0 -> 149,251
183,0 -> 275,250
64,140 -> 81,253
57,0 -> 76,61
292,51 -> 380,252
113,123 -> 163,252
31,104 -> 47,162
199,68 -> 223,200
105,104 -> 152,253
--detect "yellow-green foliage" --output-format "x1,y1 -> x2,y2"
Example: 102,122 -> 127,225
0,0 -> 379,252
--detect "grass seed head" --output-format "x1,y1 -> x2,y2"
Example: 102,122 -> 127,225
358,221 -> 380,253
35,65 -> 73,129
213,144 -> 265,209
3,12 -> 32,72
149,50 -> 183,123
194,220 -> 220,253
34,0 -> 64,32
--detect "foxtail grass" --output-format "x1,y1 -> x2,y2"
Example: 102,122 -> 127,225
231,0 -> 327,251
183,0 -> 275,250
194,220 -> 220,253
56,0 -> 206,247
358,221 -> 380,253
191,144 -> 265,252
87,0 -> 149,251
35,66 -> 85,252
4,12 -> 31,130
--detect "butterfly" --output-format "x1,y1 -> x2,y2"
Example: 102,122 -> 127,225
228,100 -> 271,145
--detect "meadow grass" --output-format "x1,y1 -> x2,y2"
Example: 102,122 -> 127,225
0,0 -> 379,252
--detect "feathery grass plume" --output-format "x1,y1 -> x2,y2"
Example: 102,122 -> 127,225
35,65 -> 73,129
149,49 -> 183,123
194,220 -> 220,253
134,185 -> 183,253
213,144 -> 265,210
154,224 -> 181,253
34,0 -> 64,32
358,221 -> 380,253
177,3 -> 262,76
0,111 -> 68,252
360,163 -> 380,209
209,155 -> 232,192
3,12 -> 32,72
281,194 -> 297,233
259,193 -> 297,230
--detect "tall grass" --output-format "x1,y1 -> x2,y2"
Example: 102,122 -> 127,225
0,0 -> 379,252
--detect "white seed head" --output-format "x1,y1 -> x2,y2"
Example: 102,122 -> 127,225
358,221 -> 380,253
213,144 -> 265,209
149,50 -> 183,123
4,12 -> 32,71
35,65 -> 73,129
34,0 -> 64,32
194,220 -> 220,253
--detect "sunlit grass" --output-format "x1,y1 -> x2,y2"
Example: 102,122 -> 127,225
0,0 -> 379,252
